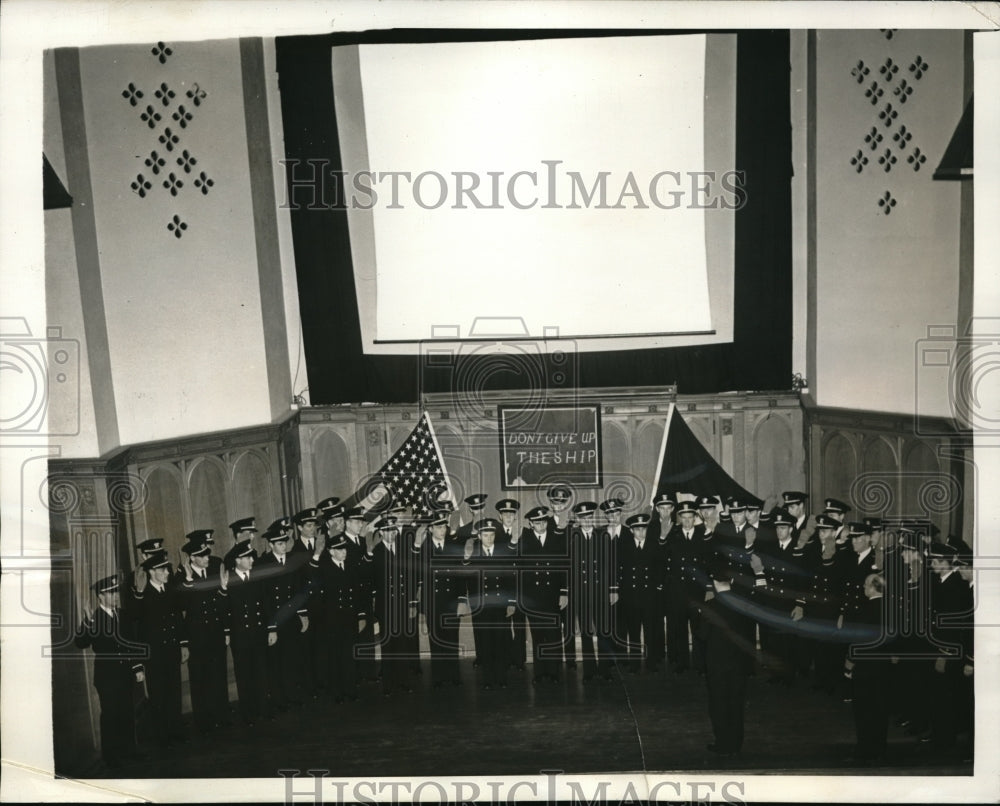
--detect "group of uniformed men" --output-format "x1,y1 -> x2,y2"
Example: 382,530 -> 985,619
75,485 -> 974,768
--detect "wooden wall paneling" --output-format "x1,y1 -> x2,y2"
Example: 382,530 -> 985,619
819,430 -> 858,506
186,455 -> 231,542
751,410 -> 795,507
138,462 -> 186,558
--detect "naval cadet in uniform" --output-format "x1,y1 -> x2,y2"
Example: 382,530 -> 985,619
74,574 -> 146,768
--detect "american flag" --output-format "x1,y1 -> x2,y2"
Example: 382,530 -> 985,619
343,412 -> 455,519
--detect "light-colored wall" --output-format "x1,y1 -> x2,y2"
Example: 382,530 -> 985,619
47,37 -> 300,458
811,29 -> 965,416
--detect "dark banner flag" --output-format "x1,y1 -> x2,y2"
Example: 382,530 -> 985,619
651,404 -> 762,506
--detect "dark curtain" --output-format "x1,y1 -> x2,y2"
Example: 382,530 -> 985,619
275,30 -> 791,404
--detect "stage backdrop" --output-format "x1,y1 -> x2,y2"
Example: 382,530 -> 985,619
275,30 -> 792,403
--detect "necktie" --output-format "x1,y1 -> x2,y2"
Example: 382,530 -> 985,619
486,549 -> 492,558
278,556 -> 285,565
336,561 -> 343,570
637,539 -> 643,549
685,531 -> 692,540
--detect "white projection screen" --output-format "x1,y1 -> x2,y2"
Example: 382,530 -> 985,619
332,34 -> 737,354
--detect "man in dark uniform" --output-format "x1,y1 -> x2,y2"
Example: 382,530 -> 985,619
257,516 -> 311,709
185,529 -> 223,575
546,484 -> 574,529
465,517 -> 517,689
229,514 -> 260,548
756,511 -> 809,685
617,513 -> 664,673
132,551 -> 188,746
74,575 -> 145,768
368,516 -> 421,696
455,493 -> 488,545
343,506 -> 377,682
598,497 -> 632,543
177,536 -> 230,733
842,522 -> 878,625
291,508 -> 321,555
566,501 -> 617,680
781,491 -> 814,544
220,537 -> 271,726
518,505 -> 569,684
648,492 -> 677,544
417,511 -> 466,687
715,497 -> 754,548
793,514 -> 848,694
697,496 -> 722,539
308,532 -> 367,703
316,497 -> 343,540
701,560 -> 757,757
823,498 -> 852,549
927,542 -> 974,753
495,498 -> 527,671
663,501 -> 706,673
844,573 -> 890,764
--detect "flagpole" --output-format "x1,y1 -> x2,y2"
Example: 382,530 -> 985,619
649,402 -> 675,505
422,411 -> 457,508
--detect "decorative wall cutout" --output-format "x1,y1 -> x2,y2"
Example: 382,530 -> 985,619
848,37 -> 939,216
877,191 -> 896,214
908,148 -> 927,171
176,150 -> 197,173
154,82 -> 175,105
167,214 -> 188,238
122,82 -> 144,106
130,173 -> 152,198
877,148 -> 897,173
194,171 -> 214,195
122,42 -> 215,238
151,42 -> 173,64
909,56 -> 929,79
144,150 -> 165,174
139,104 -> 161,128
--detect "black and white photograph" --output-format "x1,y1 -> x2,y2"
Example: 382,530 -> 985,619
1,1 -> 998,803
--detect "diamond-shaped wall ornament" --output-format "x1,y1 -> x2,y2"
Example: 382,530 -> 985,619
877,191 -> 897,215
172,104 -> 194,128
130,173 -> 152,198
909,56 -> 929,80
139,104 -> 161,129
186,83 -> 207,106
878,58 -> 899,82
158,127 -> 180,151
154,82 -> 175,106
193,171 -> 215,195
151,42 -> 173,64
851,60 -> 870,84
176,150 -> 197,173
167,214 -> 188,238
121,82 -> 144,106
144,149 -> 166,175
